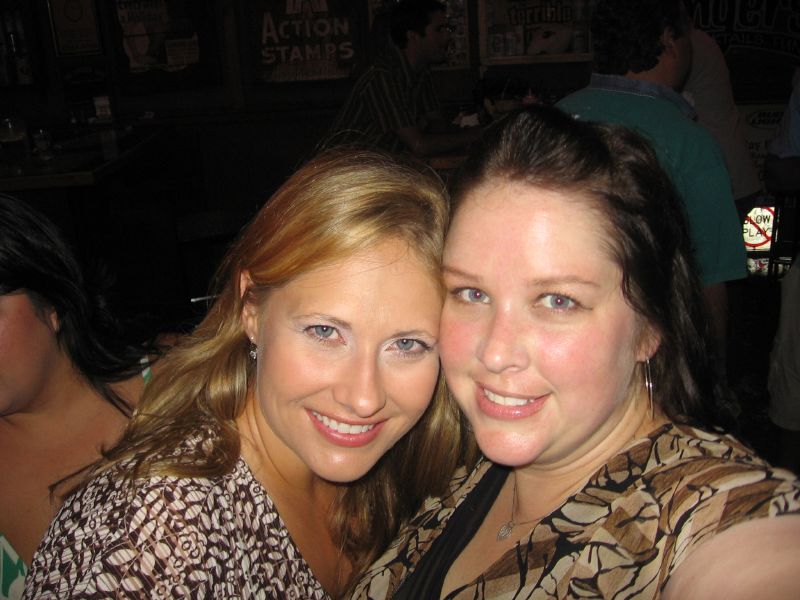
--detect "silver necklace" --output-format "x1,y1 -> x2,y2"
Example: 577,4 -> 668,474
496,476 -> 544,541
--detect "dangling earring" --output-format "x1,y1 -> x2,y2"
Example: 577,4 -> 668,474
248,337 -> 258,361
644,358 -> 654,419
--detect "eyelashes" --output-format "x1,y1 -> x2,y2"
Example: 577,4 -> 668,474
308,324 -> 338,340
537,293 -> 577,311
392,338 -> 432,356
303,325 -> 433,357
451,287 -> 490,304
449,287 -> 581,312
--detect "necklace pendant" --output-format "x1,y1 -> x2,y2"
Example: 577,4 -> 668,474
496,521 -> 514,541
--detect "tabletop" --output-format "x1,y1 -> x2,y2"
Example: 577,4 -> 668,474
0,126 -> 163,192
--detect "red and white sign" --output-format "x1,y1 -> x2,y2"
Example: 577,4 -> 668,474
743,206 -> 775,250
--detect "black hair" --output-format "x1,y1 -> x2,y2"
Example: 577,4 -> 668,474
0,194 -> 157,415
389,0 -> 446,48
450,105 -> 737,431
591,0 -> 691,75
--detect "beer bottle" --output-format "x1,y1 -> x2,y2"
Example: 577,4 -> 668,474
5,10 -> 33,85
0,15 -> 11,86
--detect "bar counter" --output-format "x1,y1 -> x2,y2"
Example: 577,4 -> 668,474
0,126 -> 163,192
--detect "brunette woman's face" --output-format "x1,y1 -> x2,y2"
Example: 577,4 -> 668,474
440,181 -> 653,469
241,239 -> 443,483
0,292 -> 60,416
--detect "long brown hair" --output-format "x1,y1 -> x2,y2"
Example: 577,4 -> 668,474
451,106 -> 736,431
95,148 -> 475,584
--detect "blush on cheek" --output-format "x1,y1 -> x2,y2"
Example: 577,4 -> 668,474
402,365 -> 442,414
545,329 -> 609,368
439,318 -> 476,366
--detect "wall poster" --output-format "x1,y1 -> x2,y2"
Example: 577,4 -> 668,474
116,0 -> 200,73
251,0 -> 359,83
112,0 -> 220,93
688,0 -> 800,63
480,0 -> 590,61
48,0 -> 102,56
687,0 -> 800,101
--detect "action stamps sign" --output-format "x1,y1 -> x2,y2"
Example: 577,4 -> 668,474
253,0 -> 357,82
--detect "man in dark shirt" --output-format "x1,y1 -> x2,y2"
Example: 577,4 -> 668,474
324,0 -> 479,156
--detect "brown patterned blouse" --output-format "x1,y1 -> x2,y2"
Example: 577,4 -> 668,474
23,448 -> 330,599
351,423 -> 800,599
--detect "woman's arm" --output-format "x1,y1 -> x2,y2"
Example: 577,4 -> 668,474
663,515 -> 800,599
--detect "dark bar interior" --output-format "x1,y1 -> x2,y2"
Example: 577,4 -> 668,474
1,0 -> 798,460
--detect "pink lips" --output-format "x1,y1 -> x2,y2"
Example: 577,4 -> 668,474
476,386 -> 548,420
307,409 -> 385,448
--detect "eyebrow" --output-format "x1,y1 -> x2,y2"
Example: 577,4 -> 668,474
443,265 -> 599,289
443,265 -> 480,282
297,314 -> 352,331
524,276 -> 600,289
393,329 -> 438,340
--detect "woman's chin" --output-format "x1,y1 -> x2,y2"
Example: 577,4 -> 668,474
474,429 -> 544,468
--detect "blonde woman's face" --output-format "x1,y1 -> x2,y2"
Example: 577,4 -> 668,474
241,239 -> 443,483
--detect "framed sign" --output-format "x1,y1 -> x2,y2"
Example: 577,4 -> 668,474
479,0 -> 591,65
112,0 -> 221,94
688,0 -> 800,102
48,0 -> 102,56
251,0 -> 359,83
116,0 -> 200,74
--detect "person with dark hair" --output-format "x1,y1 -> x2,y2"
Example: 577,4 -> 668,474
557,0 -> 746,371
0,194 -> 164,599
351,106 -> 800,600
322,0 -> 480,157
24,149 -> 471,599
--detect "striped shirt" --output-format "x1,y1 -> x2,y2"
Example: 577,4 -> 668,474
323,45 -> 440,153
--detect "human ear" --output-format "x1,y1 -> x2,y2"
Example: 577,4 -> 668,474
660,27 -> 679,53
46,308 -> 60,333
637,326 -> 662,362
239,271 -> 258,342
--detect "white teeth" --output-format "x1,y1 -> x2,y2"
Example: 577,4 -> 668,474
311,411 -> 375,434
484,389 -> 530,407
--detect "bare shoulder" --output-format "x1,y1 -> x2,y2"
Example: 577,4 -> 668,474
663,515 -> 800,600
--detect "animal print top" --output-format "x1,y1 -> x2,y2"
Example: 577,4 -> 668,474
23,444 -> 329,599
351,423 -> 800,599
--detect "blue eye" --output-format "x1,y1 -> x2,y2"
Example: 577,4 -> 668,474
305,325 -> 340,342
540,293 -> 576,310
391,338 -> 431,356
397,338 -> 415,351
314,325 -> 335,338
455,288 -> 489,304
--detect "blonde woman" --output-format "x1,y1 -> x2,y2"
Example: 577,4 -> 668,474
24,149 -> 471,599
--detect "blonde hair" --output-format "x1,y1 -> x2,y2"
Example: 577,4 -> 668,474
98,148 -> 475,586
